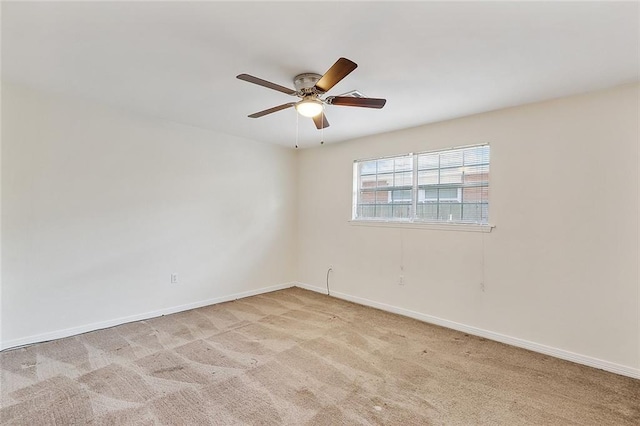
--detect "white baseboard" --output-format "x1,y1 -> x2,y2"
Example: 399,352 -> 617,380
4,281 -> 638,380
295,282 -> 640,380
0,282 -> 296,351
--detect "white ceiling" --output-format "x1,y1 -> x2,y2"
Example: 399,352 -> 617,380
2,1 -> 638,148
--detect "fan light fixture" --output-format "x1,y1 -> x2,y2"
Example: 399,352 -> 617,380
237,57 -> 387,134
296,99 -> 323,117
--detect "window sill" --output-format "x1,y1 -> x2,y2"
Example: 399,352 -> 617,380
348,219 -> 494,233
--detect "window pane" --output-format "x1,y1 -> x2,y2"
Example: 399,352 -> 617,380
392,190 -> 412,203
377,173 -> 393,188
438,203 -> 462,221
418,170 -> 438,185
463,146 -> 490,166
360,160 -> 377,175
462,203 -> 488,223
393,204 -> 411,218
418,188 -> 438,202
440,150 -> 463,167
462,186 -> 488,203
438,188 -> 460,201
359,190 -> 376,204
463,165 -> 489,184
377,159 -> 394,173
359,205 -> 376,218
440,167 -> 463,184
376,191 -> 390,204
360,174 -> 376,189
416,204 -> 438,220
394,171 -> 413,186
418,153 -> 439,170
376,204 -> 393,218
394,156 -> 413,172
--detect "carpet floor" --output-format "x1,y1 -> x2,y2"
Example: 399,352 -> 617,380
1,287 -> 638,425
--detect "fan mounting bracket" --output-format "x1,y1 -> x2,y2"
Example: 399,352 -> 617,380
294,73 -> 323,94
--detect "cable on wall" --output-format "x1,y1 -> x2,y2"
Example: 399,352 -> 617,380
326,267 -> 332,296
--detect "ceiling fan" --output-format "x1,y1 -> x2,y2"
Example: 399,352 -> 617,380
236,57 -> 386,130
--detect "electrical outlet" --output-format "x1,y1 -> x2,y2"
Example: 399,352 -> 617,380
171,273 -> 178,284
399,275 -> 405,286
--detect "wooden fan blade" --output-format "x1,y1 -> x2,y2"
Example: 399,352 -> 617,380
327,96 -> 386,109
248,103 -> 296,118
237,74 -> 296,95
313,112 -> 330,129
314,58 -> 358,93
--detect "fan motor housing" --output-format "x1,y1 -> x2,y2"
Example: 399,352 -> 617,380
294,73 -> 322,93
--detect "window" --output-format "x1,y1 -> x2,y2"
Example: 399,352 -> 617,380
353,144 -> 490,225
355,154 -> 413,220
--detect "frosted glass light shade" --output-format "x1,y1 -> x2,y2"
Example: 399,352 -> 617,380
296,99 -> 323,117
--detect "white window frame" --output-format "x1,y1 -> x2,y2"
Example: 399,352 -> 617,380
351,144 -> 493,232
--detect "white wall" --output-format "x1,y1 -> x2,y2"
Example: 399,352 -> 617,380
1,82 -> 298,347
297,84 -> 639,376
2,81 -> 638,378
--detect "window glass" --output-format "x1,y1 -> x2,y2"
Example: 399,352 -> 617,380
354,145 -> 489,224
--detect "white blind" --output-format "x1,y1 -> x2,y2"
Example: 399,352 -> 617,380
356,154 -> 414,220
354,144 -> 490,224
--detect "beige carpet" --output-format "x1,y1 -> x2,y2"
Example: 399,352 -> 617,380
1,287 -> 638,425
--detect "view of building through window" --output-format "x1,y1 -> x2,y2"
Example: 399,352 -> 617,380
354,144 -> 490,224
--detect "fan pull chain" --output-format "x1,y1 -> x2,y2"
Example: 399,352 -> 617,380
295,110 -> 299,149
321,109 -> 325,145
